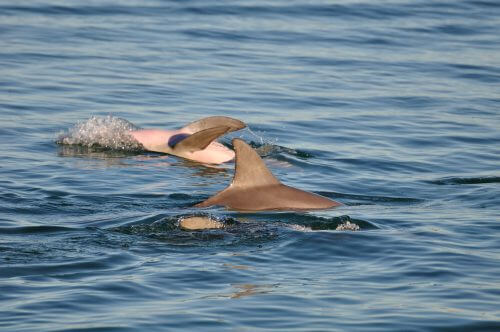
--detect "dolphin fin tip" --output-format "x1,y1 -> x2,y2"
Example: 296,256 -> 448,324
231,138 -> 280,187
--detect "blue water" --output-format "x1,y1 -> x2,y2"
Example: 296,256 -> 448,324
1,0 -> 500,330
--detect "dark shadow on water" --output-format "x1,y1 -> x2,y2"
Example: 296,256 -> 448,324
0,225 -> 77,235
428,176 -> 500,185
317,191 -> 424,205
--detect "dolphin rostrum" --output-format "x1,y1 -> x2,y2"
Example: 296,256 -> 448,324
195,139 -> 342,211
130,116 -> 246,164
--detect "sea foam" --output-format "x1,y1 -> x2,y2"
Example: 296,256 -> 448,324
57,116 -> 143,150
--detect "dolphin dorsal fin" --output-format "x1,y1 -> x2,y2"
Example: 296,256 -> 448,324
231,139 -> 280,188
182,116 -> 246,134
173,126 -> 231,152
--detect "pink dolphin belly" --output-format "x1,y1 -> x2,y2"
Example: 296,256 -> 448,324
130,129 -> 235,164
130,129 -> 177,150
186,141 -> 235,164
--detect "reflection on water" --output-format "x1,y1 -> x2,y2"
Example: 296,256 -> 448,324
223,263 -> 251,270
176,159 -> 231,177
230,284 -> 274,299
58,143 -> 231,172
201,283 -> 275,300
56,145 -> 140,169
57,144 -> 140,159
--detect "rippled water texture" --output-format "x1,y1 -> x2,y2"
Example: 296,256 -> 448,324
1,0 -> 500,331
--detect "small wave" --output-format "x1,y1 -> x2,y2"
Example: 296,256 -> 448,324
56,116 -> 143,151
286,219 -> 362,232
317,192 -> 423,205
110,213 -> 371,247
238,126 -> 313,159
224,212 -> 376,231
0,225 -> 76,235
0,4 -> 139,16
248,141 -> 313,159
112,214 -> 239,235
112,217 -> 180,235
295,215 -> 375,231
429,176 -> 500,185
111,215 -> 272,246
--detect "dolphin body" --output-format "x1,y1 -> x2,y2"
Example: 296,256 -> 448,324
179,216 -> 225,230
195,139 -> 341,211
130,116 -> 246,164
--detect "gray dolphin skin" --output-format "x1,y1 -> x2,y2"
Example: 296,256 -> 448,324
195,139 -> 342,211
182,116 -> 247,134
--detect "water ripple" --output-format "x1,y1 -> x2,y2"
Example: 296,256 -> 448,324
1,0 -> 500,330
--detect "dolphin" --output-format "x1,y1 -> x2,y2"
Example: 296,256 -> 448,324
130,116 -> 246,164
195,139 -> 342,211
179,216 -> 225,230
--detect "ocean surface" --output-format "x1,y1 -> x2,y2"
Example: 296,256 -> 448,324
1,0 -> 500,331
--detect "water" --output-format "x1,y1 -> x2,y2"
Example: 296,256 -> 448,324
1,0 -> 500,330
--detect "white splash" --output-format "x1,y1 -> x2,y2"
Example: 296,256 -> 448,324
57,115 -> 143,150
335,221 -> 360,231
287,224 -> 313,232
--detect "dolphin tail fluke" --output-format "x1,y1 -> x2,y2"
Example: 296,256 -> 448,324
173,126 -> 231,153
182,116 -> 246,134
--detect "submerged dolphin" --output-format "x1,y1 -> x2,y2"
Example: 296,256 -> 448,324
130,116 -> 246,164
195,139 -> 342,211
179,216 -> 225,230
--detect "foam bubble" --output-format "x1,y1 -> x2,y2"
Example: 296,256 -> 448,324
287,224 -> 313,232
57,116 -> 143,150
335,221 -> 360,231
